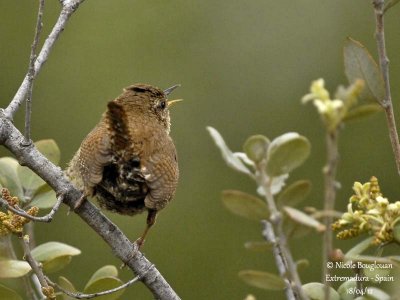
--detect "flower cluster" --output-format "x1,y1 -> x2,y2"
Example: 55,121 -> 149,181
332,176 -> 400,245
302,78 -> 363,132
0,188 -> 39,236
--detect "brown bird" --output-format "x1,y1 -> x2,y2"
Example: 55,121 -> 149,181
66,83 -> 181,248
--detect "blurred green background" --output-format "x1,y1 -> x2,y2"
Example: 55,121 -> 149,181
1,0 -> 400,299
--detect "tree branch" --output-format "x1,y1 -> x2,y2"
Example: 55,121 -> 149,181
4,0 -> 85,120
0,115 -> 180,299
372,0 -> 400,175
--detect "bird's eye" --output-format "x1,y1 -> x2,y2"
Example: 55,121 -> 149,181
159,100 -> 167,110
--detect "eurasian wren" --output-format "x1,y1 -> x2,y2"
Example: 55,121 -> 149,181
66,83 -> 181,247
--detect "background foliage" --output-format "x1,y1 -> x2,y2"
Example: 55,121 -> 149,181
1,0 -> 400,299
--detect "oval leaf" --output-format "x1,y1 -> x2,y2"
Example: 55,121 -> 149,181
296,259 -> 310,272
16,165 -> 45,195
337,281 -> 356,300
86,265 -> 119,288
42,255 -> 72,273
0,260 -> 31,278
31,242 -> 81,263
0,284 -> 22,300
221,190 -> 269,221
344,37 -> 385,103
344,104 -> 382,122
207,127 -> 251,175
302,282 -> 340,300
0,157 -> 23,200
238,270 -> 285,291
58,276 -> 76,300
35,139 -> 61,166
345,237 -> 374,258
277,180 -> 311,208
283,206 -> 325,232
243,135 -> 270,163
266,133 -> 310,177
283,217 -> 313,239
393,225 -> 400,243
244,241 -> 273,252
84,277 -> 125,300
30,186 -> 57,209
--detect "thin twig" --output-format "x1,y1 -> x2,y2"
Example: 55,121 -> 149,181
256,165 -> 308,300
0,194 -> 63,223
23,0 -> 45,145
4,0 -> 86,120
21,234 -> 56,300
45,267 -> 150,299
262,221 -> 296,300
372,0 -> 400,176
322,130 -> 339,299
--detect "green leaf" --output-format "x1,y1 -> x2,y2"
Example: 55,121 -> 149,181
302,282 -> 340,300
345,237 -> 374,258
0,284 -> 22,300
343,37 -> 385,104
364,265 -> 391,283
31,242 -> 80,273
343,104 -> 382,122
86,265 -> 119,288
266,133 -> 310,177
221,190 -> 269,221
393,224 -> 400,243
243,135 -> 270,163
0,157 -> 23,200
337,281 -> 357,300
30,185 -> 57,209
207,127 -> 252,175
84,277 -> 125,300
362,287 -> 391,300
58,276 -> 76,300
238,270 -> 285,291
244,241 -> 273,252
0,259 -> 31,278
385,0 -> 400,13
296,259 -> 310,271
35,139 -> 61,166
283,217 -> 312,239
16,165 -> 46,196
283,206 -> 325,232
277,180 -> 311,208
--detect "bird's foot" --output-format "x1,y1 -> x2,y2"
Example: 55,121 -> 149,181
67,193 -> 87,215
120,238 -> 144,269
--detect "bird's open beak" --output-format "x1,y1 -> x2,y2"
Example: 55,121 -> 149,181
164,84 -> 181,96
167,99 -> 183,107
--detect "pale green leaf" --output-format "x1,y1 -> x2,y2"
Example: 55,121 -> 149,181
238,270 -> 285,291
345,237 -> 374,258
31,242 -> 81,263
84,277 -> 125,300
296,259 -> 310,271
243,135 -> 270,163
363,287 -> 391,300
0,283 -> 22,300
337,281 -> 356,300
0,260 -> 31,278
283,206 -> 325,232
283,217 -> 312,239
58,276 -> 76,300
344,37 -> 385,103
343,104 -> 382,122
277,180 -> 311,208
266,133 -> 310,177
393,225 -> 400,243
302,282 -> 340,300
35,139 -> 61,166
244,241 -> 273,252
207,127 -> 251,175
86,265 -> 119,288
16,165 -> 45,195
221,190 -> 269,221
30,185 -> 57,209
42,255 -> 72,273
0,157 -> 23,200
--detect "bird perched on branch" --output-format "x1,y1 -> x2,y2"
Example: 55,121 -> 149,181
66,83 -> 181,248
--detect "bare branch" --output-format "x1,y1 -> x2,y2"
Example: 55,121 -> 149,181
23,0 -> 45,145
372,0 -> 400,175
4,0 -> 85,120
0,194 -> 63,223
21,234 -> 56,300
46,269 -> 148,299
0,116 -> 181,300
